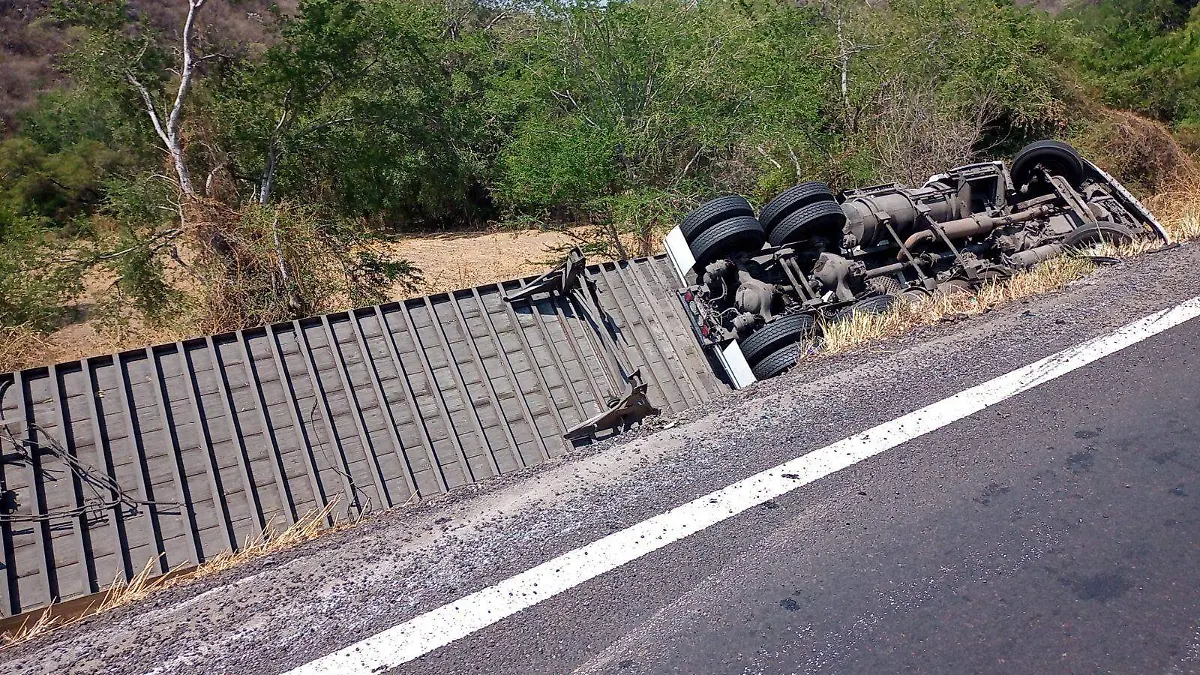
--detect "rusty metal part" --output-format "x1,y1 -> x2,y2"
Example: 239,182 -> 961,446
899,206 -> 1055,259
1009,243 -> 1064,268
562,375 -> 658,441
502,247 -> 588,303
505,248 -> 666,441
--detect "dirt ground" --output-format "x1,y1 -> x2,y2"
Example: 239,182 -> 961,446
384,228 -> 578,297
4,228 -> 578,372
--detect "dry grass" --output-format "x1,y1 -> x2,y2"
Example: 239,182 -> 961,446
0,607 -> 59,650
813,255 -> 1099,356
0,500 -> 349,652
0,555 -> 171,651
382,228 -> 585,298
1073,110 -> 1195,194
0,325 -> 51,373
1150,170 -> 1200,242
188,500 -> 345,581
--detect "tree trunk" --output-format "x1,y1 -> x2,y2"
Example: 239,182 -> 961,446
127,0 -> 208,199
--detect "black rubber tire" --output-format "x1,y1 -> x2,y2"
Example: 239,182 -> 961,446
1062,220 -> 1136,248
768,200 -> 847,248
937,278 -> 974,296
1011,140 -> 1084,192
832,293 -> 897,322
680,195 -> 754,242
751,343 -> 800,380
690,215 -> 766,267
759,182 -> 836,236
739,312 -> 816,365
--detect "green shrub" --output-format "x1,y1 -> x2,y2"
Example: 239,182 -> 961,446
0,209 -> 82,330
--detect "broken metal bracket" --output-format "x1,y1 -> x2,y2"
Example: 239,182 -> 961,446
563,369 -> 659,441
502,247 -> 590,303
505,248 -> 661,440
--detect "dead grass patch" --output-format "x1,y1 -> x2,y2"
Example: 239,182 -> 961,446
188,500 -> 346,582
0,499 -> 352,652
1073,110 -> 1196,194
1149,170 -> 1200,243
813,255 -> 1099,357
0,325 -> 50,373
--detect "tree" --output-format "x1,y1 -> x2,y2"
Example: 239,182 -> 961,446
0,209 -> 82,330
48,0 -> 425,333
213,0 -> 494,224
490,0 -> 835,255
1070,0 -> 1200,133
125,0 -> 211,197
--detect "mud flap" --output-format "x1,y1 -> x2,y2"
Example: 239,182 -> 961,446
719,341 -> 757,390
663,226 -> 696,284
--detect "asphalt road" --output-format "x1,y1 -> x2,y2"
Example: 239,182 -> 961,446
4,245 -> 1200,675
422,317 -> 1200,675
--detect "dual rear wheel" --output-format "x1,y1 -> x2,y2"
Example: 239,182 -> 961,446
759,182 -> 845,247
682,184 -> 865,380
681,181 -> 847,266
744,292 -> 899,380
680,195 -> 765,267
742,314 -> 815,381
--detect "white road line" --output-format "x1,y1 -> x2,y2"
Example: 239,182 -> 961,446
286,297 -> 1200,675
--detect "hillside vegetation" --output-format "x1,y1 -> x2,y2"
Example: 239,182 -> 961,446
1,0 -> 1198,370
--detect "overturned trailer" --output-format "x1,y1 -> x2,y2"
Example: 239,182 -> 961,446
660,140 -> 1167,386
0,141 -> 1166,621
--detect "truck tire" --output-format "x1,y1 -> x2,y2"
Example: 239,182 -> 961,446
740,312 -> 816,365
681,195 -> 754,242
768,200 -> 847,248
751,343 -> 800,380
759,182 -> 836,235
1063,220 -> 1136,248
832,293 -> 897,322
690,215 -> 766,267
937,278 -> 973,296
1011,140 -> 1084,192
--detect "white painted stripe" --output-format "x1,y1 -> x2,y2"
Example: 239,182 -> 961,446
286,297 -> 1200,675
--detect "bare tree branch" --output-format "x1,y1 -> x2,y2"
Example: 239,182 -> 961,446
260,89 -> 294,205
483,9 -> 509,31
127,0 -> 209,197
675,146 -> 703,186
161,0 -> 210,196
125,71 -> 172,150
205,162 -> 227,198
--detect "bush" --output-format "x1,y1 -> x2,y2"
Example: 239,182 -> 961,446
1068,0 -> 1200,131
0,209 -> 82,330
188,202 -> 423,333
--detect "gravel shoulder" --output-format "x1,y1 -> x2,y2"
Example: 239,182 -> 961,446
4,243 -> 1200,675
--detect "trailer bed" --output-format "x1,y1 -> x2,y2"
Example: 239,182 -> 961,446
0,254 -> 727,618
